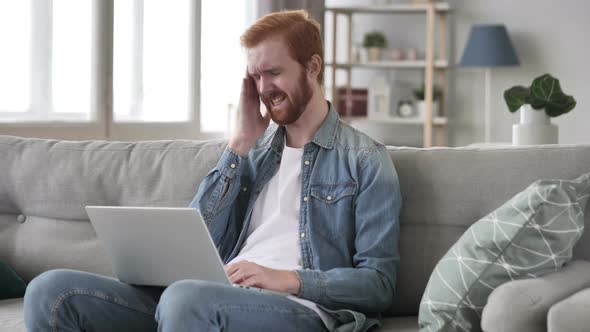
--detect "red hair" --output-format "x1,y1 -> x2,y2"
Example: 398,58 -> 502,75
241,10 -> 324,86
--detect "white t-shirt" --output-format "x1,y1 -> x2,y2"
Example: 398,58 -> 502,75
227,144 -> 323,316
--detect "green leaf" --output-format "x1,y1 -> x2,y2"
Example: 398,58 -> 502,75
503,86 -> 530,113
545,94 -> 577,117
530,74 -> 559,102
529,73 -> 576,117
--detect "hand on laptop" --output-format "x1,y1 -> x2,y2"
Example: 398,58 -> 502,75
225,260 -> 300,295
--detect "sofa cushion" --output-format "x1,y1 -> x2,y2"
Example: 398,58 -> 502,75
418,173 -> 590,332
0,262 -> 26,300
0,298 -> 25,331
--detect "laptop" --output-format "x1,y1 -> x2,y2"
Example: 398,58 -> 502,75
85,206 -> 287,296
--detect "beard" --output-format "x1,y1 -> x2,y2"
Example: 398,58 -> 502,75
261,68 -> 313,126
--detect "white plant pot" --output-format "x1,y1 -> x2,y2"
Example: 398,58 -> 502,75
512,104 -> 558,146
415,100 -> 439,119
366,47 -> 382,62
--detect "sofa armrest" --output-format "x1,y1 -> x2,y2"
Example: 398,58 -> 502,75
548,287 -> 590,332
481,260 -> 590,332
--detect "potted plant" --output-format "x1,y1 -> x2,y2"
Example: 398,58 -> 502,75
413,84 -> 442,118
363,31 -> 387,62
504,73 -> 576,145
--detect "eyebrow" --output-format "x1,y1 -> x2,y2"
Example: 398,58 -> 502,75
250,67 -> 282,75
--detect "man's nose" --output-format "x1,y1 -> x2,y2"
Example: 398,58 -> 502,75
258,77 -> 272,95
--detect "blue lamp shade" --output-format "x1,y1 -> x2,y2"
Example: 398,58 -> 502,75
459,24 -> 520,67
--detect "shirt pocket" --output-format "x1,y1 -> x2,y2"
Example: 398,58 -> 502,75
310,182 -> 357,204
309,182 -> 357,241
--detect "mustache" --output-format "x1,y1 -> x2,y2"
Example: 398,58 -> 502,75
261,90 -> 286,102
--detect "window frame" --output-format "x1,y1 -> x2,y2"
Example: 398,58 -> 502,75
0,0 -> 225,141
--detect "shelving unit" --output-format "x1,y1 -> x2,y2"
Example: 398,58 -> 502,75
325,1 -> 450,147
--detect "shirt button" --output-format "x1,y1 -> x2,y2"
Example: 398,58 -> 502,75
300,232 -> 306,238
242,187 -> 247,192
17,214 -> 26,223
230,163 -> 236,169
326,195 -> 333,201
304,160 -> 310,166
303,196 -> 308,202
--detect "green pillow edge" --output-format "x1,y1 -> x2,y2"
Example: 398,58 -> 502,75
0,261 -> 27,300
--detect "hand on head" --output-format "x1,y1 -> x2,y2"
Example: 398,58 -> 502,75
228,68 -> 271,157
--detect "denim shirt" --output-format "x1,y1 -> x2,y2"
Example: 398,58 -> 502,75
190,104 -> 401,331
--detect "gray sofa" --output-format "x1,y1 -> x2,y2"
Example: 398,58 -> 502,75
1,134 -> 590,332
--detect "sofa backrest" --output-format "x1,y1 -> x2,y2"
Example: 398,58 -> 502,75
1,135 -> 589,317
0,136 -> 227,282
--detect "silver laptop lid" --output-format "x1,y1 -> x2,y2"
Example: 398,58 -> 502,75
85,206 -> 230,287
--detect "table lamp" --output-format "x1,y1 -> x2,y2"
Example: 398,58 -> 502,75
459,24 -> 520,142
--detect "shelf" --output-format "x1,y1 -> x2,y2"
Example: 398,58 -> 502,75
327,60 -> 449,69
326,3 -> 450,14
326,2 -> 450,147
344,116 -> 448,126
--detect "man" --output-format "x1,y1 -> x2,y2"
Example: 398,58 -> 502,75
24,10 -> 401,332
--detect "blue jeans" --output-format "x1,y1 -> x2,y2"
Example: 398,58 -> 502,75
24,269 -> 327,331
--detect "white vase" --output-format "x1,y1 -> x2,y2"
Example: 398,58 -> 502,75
512,104 -> 558,146
415,101 -> 439,119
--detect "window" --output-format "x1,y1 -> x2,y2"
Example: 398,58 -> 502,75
113,0 -> 190,122
0,0 -> 91,122
0,0 -> 30,114
0,0 -> 254,140
200,0 -> 250,133
52,0 -> 92,118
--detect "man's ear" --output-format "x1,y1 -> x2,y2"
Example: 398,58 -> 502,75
306,54 -> 322,81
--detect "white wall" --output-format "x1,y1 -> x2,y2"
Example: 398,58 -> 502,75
326,0 -> 590,146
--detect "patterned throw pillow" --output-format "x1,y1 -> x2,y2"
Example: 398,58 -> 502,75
418,173 -> 590,332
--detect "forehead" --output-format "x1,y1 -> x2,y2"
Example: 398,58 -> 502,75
247,36 -> 298,73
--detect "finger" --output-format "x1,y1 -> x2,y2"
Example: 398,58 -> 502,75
262,107 -> 271,122
226,263 -> 244,279
228,270 -> 244,284
241,77 -> 250,97
240,275 -> 259,288
244,76 -> 254,97
226,261 -> 251,280
229,268 -> 255,284
240,77 -> 254,101
240,84 -> 257,114
247,76 -> 259,99
224,263 -> 237,275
